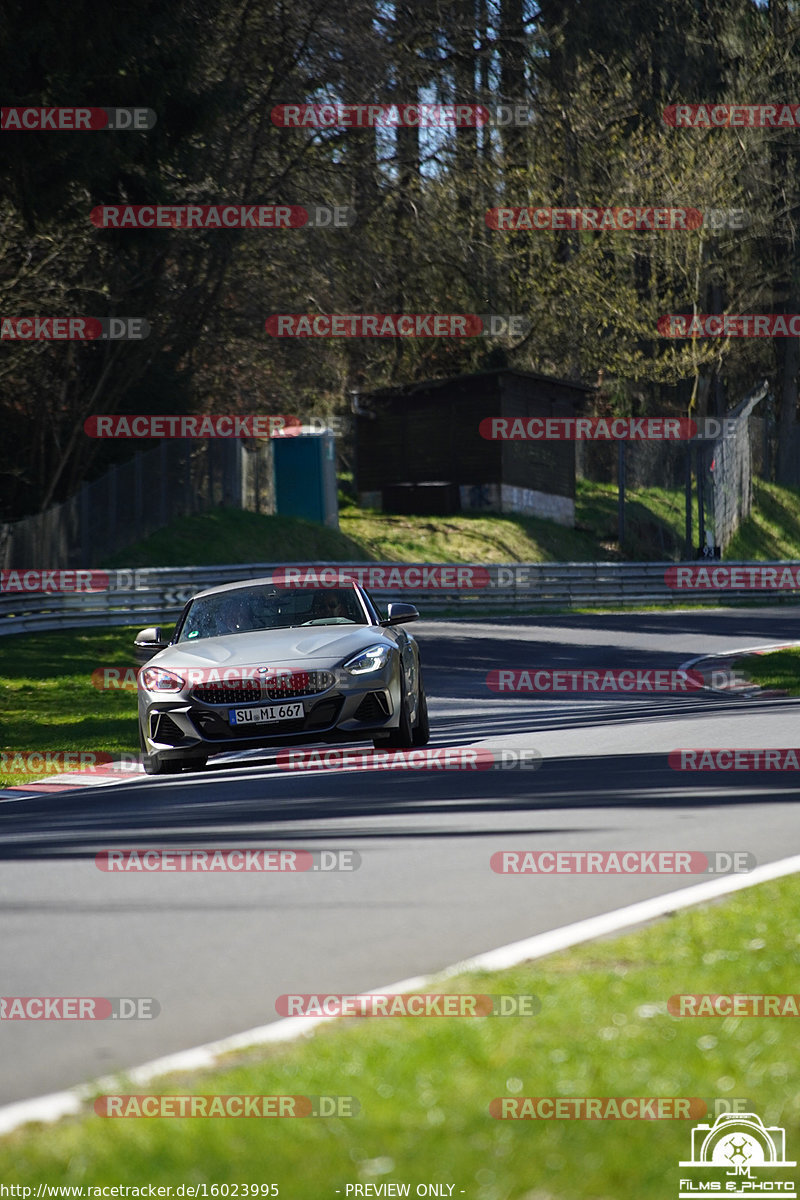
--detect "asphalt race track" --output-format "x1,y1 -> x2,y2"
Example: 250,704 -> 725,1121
2,608 -> 800,1109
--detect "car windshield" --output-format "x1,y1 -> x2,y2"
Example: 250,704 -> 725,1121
177,586 -> 367,642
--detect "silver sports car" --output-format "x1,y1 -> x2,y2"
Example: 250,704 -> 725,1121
134,579 -> 430,775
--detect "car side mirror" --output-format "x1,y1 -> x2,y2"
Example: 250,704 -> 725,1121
134,626 -> 168,650
380,602 -> 419,626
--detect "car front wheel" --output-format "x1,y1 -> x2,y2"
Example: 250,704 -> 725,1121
375,678 -> 428,750
412,680 -> 430,746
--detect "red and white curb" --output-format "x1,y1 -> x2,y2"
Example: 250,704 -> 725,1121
0,760 -> 145,798
680,640 -> 800,696
1,852 -> 799,1138
0,751 -> 280,798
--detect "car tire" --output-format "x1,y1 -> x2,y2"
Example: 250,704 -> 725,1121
380,681 -> 416,749
142,753 -> 182,777
412,680 -> 430,746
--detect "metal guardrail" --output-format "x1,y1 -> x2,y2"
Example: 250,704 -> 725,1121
1,561 -> 799,637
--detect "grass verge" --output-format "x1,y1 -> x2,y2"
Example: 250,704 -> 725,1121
0,627 -> 142,788
104,511 -> 375,569
92,479 -> 800,568
0,874 -> 797,1196
735,646 -> 800,696
727,480 -> 800,559
101,481 -> 693,568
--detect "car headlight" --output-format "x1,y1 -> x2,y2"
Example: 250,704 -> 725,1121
343,644 -> 392,675
140,667 -> 185,692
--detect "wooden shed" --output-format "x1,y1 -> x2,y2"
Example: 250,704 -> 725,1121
355,368 -> 596,527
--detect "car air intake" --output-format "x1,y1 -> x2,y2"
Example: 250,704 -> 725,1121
151,714 -> 186,745
191,680 -> 261,705
354,692 -> 391,721
264,671 -> 334,699
191,672 -> 334,704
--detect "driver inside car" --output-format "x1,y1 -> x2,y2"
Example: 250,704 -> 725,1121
310,591 -> 353,621
215,593 -> 256,634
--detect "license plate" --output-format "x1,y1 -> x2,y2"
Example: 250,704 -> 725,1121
229,702 -> 303,726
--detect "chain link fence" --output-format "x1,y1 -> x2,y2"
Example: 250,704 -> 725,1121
702,383 -> 768,552
576,381 -> 769,554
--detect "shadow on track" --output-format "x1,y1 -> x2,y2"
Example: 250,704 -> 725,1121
2,744 -> 799,861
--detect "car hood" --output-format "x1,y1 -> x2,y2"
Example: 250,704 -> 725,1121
150,625 -> 392,671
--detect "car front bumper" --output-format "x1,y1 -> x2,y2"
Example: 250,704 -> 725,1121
138,672 -> 401,760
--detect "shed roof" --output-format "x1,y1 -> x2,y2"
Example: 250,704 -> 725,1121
360,366 -> 598,400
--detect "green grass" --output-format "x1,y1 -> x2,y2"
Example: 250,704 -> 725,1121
728,480 -> 800,559
735,646 -> 800,695
104,510 -> 374,569
575,481 -> 689,560
0,626 -> 142,787
102,482 -> 693,569
339,502 -> 605,562
0,874 -> 797,1197
94,480 -> 800,569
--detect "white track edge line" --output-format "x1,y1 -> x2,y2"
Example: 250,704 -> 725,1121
1,851 -> 799,1137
